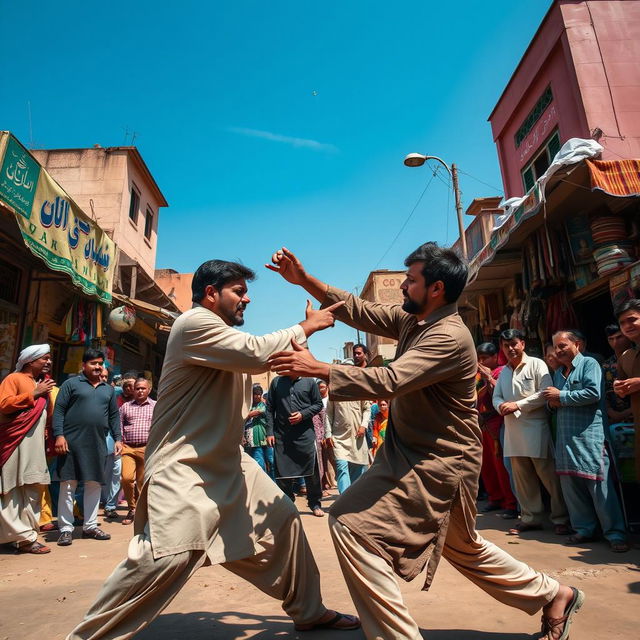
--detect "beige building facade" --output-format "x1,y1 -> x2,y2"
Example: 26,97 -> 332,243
360,270 -> 405,363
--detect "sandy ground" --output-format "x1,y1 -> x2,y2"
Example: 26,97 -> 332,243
1,492 -> 638,640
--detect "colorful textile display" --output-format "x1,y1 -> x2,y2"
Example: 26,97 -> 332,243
587,158 -> 640,198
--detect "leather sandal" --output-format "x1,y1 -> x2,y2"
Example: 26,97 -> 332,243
17,540 -> 51,554
564,534 -> 594,545
540,587 -> 584,639
122,510 -> 135,525
609,540 -> 629,553
508,522 -> 543,535
82,527 -> 111,540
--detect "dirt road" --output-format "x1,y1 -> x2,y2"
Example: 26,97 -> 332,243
1,492 -> 638,639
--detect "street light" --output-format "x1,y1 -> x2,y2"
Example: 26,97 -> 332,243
403,153 -> 467,259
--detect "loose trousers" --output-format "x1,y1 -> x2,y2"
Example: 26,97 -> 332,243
322,444 -> 337,489
559,453 -> 627,542
510,455 -> 569,525
66,511 -> 326,639
101,454 -> 121,511
335,459 -> 367,494
278,458 -> 323,510
59,480 -> 102,533
121,445 -> 145,511
0,484 -> 41,546
329,500 -> 559,640
480,428 -> 517,510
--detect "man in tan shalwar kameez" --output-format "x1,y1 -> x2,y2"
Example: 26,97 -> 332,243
67,259 -> 358,639
268,244 -> 584,640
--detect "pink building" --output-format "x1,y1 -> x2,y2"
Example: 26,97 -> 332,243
489,0 -> 640,198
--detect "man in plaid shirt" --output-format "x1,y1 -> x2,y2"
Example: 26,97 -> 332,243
119,377 -> 155,525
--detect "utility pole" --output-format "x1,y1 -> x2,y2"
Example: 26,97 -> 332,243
451,163 -> 467,259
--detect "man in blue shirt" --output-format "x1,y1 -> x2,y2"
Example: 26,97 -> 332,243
543,331 -> 628,552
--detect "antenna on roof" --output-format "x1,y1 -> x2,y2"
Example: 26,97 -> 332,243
123,126 -> 139,146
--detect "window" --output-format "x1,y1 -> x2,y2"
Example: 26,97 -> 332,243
515,86 -> 553,148
521,130 -> 561,192
128,185 -> 140,224
144,207 -> 154,240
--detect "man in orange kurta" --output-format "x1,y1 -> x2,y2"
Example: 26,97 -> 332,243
0,344 -> 55,554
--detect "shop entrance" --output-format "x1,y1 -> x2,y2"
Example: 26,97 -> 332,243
572,290 -> 615,360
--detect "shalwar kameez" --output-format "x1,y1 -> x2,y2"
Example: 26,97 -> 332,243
319,288 -> 560,640
67,305 -> 328,639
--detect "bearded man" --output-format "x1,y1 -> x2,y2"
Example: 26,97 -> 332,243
0,344 -> 54,554
267,244 -> 584,640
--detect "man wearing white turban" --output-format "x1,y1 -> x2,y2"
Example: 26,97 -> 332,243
0,344 -> 55,553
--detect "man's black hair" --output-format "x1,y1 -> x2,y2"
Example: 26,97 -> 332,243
615,298 -> 640,319
82,348 -> 105,363
404,242 -> 468,304
499,329 -> 525,342
122,370 -> 139,381
252,384 -> 263,395
135,377 -> 151,387
353,343 -> 370,356
604,323 -> 621,337
191,260 -> 256,303
476,342 -> 498,356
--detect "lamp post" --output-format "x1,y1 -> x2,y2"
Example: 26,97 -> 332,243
403,153 -> 467,259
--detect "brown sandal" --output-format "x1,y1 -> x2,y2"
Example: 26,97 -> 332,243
122,509 -> 135,525
540,587 -> 584,639
17,540 -> 51,554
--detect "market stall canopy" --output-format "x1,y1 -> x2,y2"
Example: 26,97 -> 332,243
0,131 -> 116,304
467,138 -> 640,285
112,292 -> 179,325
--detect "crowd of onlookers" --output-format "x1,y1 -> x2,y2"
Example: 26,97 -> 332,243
242,343 -> 389,517
0,346 -> 155,554
474,298 -> 640,553
3,299 -> 639,556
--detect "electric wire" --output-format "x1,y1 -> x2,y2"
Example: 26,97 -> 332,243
374,171 -> 438,268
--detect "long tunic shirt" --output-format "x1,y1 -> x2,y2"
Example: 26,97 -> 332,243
325,399 -> 371,465
53,375 -> 120,483
552,353 -> 606,480
0,373 -> 49,494
321,287 -> 481,589
492,354 -> 554,458
265,376 -> 322,478
140,305 -> 308,562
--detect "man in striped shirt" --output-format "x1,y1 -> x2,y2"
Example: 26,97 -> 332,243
119,378 -> 155,525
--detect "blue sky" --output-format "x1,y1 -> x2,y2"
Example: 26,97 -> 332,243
1,1 -> 551,361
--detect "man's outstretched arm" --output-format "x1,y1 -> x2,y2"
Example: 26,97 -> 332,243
266,247 -> 403,340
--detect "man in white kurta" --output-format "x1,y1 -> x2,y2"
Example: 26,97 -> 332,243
325,398 -> 371,493
493,329 -> 569,534
67,260 -> 358,639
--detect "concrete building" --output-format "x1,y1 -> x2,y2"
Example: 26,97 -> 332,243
360,269 -> 405,363
155,269 -> 194,313
31,145 -> 178,381
489,0 -> 640,198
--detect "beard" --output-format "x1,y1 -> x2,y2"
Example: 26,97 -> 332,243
402,295 -> 424,314
229,304 -> 246,327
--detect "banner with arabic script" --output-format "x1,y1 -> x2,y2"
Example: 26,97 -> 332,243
0,132 -> 115,303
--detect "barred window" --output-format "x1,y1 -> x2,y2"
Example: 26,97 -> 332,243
515,86 -> 554,148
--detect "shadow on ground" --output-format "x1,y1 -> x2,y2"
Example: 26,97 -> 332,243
136,611 -> 537,640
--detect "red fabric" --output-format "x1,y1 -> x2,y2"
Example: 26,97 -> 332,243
480,428 -> 517,510
0,396 -> 47,468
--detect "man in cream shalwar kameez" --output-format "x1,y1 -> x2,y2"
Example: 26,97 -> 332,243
267,245 -> 584,640
67,260 -> 357,639
325,398 -> 371,493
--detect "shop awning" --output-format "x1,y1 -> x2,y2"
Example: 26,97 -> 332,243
587,159 -> 640,198
112,293 -> 179,324
467,141 -> 640,285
